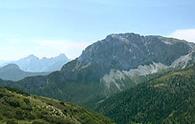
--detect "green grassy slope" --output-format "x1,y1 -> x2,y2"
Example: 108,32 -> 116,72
0,87 -> 114,124
96,66 -> 195,124
0,34 -> 193,105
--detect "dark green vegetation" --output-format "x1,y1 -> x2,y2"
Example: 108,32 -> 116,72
0,33 -> 195,124
0,87 -> 114,124
0,33 -> 193,105
96,65 -> 195,124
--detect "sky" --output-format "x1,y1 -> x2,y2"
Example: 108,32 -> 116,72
0,0 -> 195,60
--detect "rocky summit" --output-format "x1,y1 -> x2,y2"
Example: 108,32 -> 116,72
1,33 -> 195,105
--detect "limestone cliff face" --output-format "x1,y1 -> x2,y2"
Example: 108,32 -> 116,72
1,33 -> 195,104
62,33 -> 192,82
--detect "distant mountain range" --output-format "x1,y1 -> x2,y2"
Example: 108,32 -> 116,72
0,33 -> 195,123
0,54 -> 69,72
0,64 -> 49,81
1,33 -> 195,104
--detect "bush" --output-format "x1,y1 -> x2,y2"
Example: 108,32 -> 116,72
0,115 -> 3,120
59,101 -> 65,106
0,93 -> 4,98
4,97 -> 20,107
32,120 -> 48,124
3,111 -> 14,119
23,98 -> 30,104
4,87 -> 29,96
15,109 -> 35,120
6,120 -> 18,124
15,110 -> 24,120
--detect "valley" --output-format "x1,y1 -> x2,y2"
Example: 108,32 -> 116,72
0,33 -> 195,124
1,1 -> 194,123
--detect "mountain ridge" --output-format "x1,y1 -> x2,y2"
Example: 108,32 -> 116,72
0,54 -> 69,72
0,64 -> 49,81
0,33 -> 195,105
96,64 -> 195,124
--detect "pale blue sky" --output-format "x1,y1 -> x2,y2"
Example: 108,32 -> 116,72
0,0 -> 195,60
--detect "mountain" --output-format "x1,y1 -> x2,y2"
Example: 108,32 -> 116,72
0,64 -> 49,81
96,65 -> 195,124
0,87 -> 114,124
1,33 -> 195,105
0,61 -> 8,67
8,54 -> 69,72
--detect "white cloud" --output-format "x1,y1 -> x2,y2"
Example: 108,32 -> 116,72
169,29 -> 195,42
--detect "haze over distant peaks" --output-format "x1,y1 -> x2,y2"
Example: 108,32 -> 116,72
0,33 -> 195,124
0,54 -> 69,72
0,54 -> 69,80
0,64 -> 48,81
1,33 -> 194,104
13,54 -> 69,72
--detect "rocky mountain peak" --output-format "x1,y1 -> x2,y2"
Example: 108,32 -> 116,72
25,54 -> 39,60
3,33 -> 195,105
61,33 -> 194,87
78,33 -> 191,70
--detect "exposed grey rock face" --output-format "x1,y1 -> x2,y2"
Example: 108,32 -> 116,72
80,34 -> 191,65
101,62 -> 169,94
58,33 -> 195,97
1,33 -> 195,104
63,33 -> 192,81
